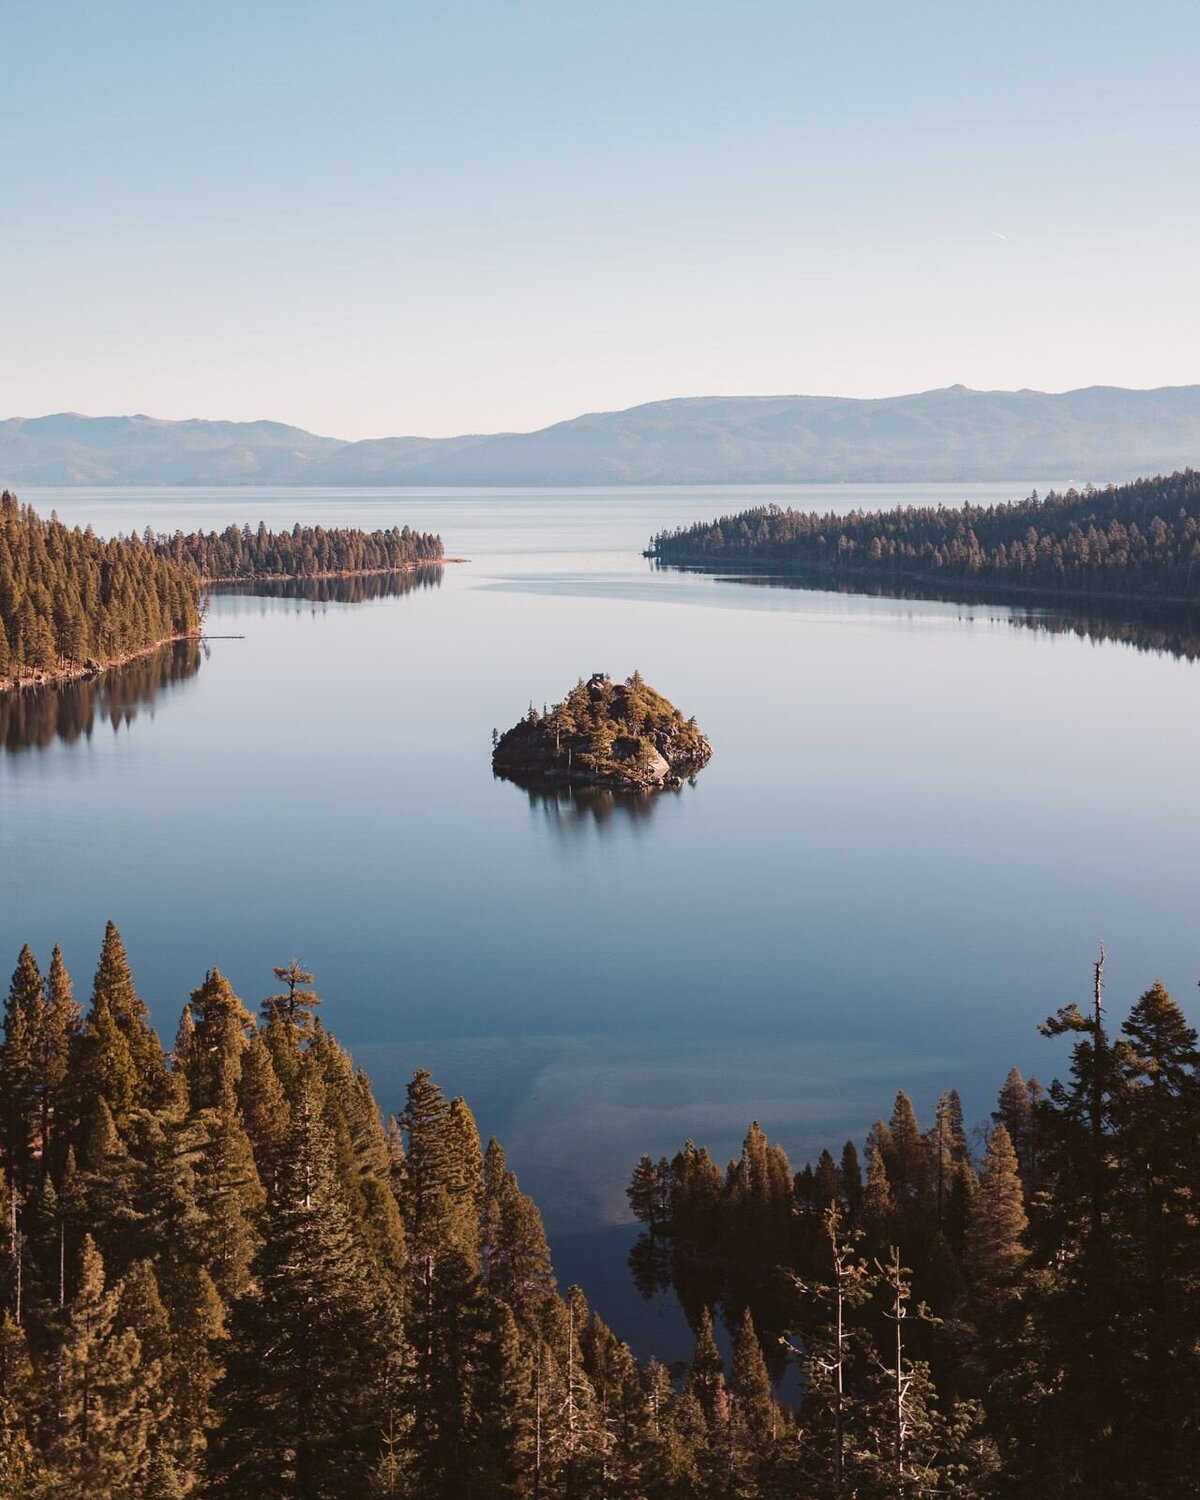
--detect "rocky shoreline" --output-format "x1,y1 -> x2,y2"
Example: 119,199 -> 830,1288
492,672 -> 712,792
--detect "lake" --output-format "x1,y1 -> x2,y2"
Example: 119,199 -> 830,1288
4,482 -> 1199,1356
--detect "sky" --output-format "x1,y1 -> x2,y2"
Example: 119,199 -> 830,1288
3,1 -> 1198,438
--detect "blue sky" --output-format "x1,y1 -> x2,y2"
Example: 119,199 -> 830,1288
3,1 -> 1197,436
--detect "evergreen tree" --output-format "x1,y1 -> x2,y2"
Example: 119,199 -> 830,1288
77,924 -> 166,1120
399,1069 -> 460,1259
964,1124 -> 1027,1311
402,1242 -> 497,1497
39,946 -> 81,1177
839,1139 -> 864,1221
1110,981 -> 1200,1486
0,1314 -> 40,1497
686,1305 -> 726,1427
993,1066 -> 1038,1189
236,1031 -> 290,1182
480,1138 -> 557,1329
730,1310 -> 776,1483
1,947 -> 44,1195
261,959 -> 322,1038
144,1448 -> 186,1500
164,1264 -> 227,1485
206,1062 -> 402,1499
183,969 -> 254,1112
40,1235 -> 155,1498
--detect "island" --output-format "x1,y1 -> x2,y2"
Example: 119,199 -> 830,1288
492,671 -> 713,790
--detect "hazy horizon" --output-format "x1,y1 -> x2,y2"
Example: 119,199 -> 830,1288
6,378 -> 1200,444
5,2 -> 1199,439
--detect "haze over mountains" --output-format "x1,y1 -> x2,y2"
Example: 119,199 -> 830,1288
4,385 -> 1200,487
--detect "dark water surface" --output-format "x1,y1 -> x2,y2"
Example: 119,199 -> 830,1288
5,483 -> 1199,1357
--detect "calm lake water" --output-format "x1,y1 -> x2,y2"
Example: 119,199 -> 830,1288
5,482 -> 1199,1355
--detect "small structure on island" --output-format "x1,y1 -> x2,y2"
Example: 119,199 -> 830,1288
492,671 -> 712,791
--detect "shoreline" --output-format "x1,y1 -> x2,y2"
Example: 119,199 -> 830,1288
646,554 -> 1200,612
0,559 -> 468,697
2,631 -> 202,696
199,558 -> 462,585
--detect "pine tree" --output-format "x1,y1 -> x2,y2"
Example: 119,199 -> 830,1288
261,1000 -> 302,1099
41,1235 -> 155,1498
0,1314 -> 40,1496
1005,951 -> 1124,1493
863,1141 -> 894,1250
993,1066 -> 1037,1189
260,959 -> 322,1038
626,1153 -> 670,1232
686,1304 -> 726,1427
183,969 -> 254,1112
402,1241 -> 497,1497
39,946 -> 80,1177
964,1124 -> 1027,1311
480,1138 -> 557,1329
840,1139 -> 864,1221
887,1090 -> 929,1212
399,1069 -> 460,1258
190,1108 -> 264,1302
730,1309 -> 776,1483
1,947 -> 44,1194
236,1031 -> 289,1184
144,1448 -> 185,1500
1110,981 -> 1200,1486
94,923 -> 166,1103
76,924 -> 166,1122
164,1264 -> 227,1486
812,1147 -> 841,1211
206,1061 -> 402,1499
75,1097 -> 143,1268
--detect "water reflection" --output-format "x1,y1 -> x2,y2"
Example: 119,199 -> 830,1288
495,771 -> 687,833
651,562 -> 1200,661
0,639 -> 203,754
208,565 -> 444,607
1,568 -> 445,754
1007,602 -> 1200,661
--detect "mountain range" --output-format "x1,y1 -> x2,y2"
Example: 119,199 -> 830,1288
3,385 -> 1200,486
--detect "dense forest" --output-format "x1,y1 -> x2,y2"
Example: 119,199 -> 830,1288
2,936 -> 1194,1497
626,954 -> 1200,1497
0,495 -> 444,690
0,493 -> 199,687
648,470 -> 1200,603
151,520 -> 443,582
0,929 -> 652,1498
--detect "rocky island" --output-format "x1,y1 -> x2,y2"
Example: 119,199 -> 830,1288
492,671 -> 713,791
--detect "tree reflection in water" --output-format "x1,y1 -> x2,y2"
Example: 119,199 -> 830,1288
652,561 -> 1200,662
207,565 -> 444,608
494,771 -> 692,834
2,568 -> 445,755
0,638 -> 203,754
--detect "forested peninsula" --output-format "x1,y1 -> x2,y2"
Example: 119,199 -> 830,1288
150,519 -> 444,583
1,934 -> 1196,1497
0,493 -> 444,691
648,469 -> 1200,605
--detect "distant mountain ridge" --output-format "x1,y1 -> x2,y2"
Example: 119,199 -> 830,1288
4,384 -> 1200,485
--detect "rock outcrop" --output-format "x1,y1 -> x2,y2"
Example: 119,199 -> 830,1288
492,672 -> 712,792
